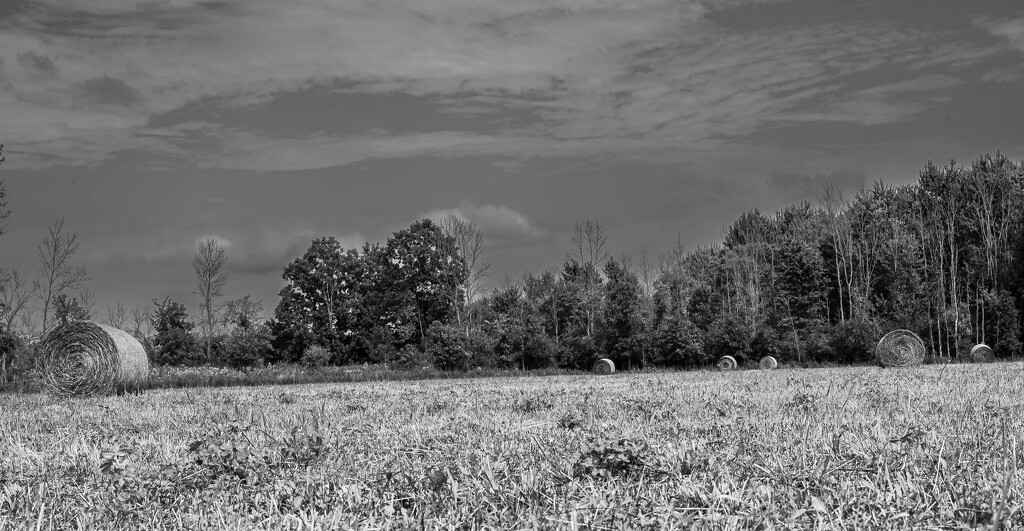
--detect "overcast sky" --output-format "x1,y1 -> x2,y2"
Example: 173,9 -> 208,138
1,0 -> 1023,322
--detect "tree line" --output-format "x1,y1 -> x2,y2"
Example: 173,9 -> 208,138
2,151 -> 1024,374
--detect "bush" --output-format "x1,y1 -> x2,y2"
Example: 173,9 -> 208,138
221,324 -> 274,369
558,335 -> 600,370
0,331 -> 29,385
465,329 -> 497,369
392,344 -> 434,370
829,319 -> 881,364
150,329 -> 202,366
653,318 -> 705,367
424,321 -> 469,371
704,314 -> 754,362
301,345 -> 332,368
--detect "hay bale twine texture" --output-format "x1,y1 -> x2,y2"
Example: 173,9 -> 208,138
875,329 -> 925,368
716,355 -> 737,371
970,343 -> 994,363
592,358 -> 615,374
39,321 -> 149,397
758,356 -> 778,370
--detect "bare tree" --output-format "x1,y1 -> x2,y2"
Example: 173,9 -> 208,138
820,184 -> 852,322
193,238 -> 229,358
129,303 -> 150,339
569,220 -> 608,337
18,308 -> 39,340
439,215 -> 491,334
637,248 -> 655,299
0,144 -> 9,237
105,301 -> 128,330
1,269 -> 36,333
36,218 -> 89,334
77,286 -> 96,320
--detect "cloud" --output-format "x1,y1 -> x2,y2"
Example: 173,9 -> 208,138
0,0 -> 1005,170
981,64 -> 1024,83
767,168 -> 865,200
88,225 -> 365,276
226,225 -> 365,275
976,16 -> 1024,52
16,50 -> 56,74
73,76 -> 142,107
774,74 -> 963,126
425,200 -> 544,239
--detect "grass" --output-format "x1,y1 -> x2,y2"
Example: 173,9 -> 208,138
1,362 -> 1022,529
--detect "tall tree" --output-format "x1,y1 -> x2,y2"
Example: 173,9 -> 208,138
569,220 -> 608,337
0,144 -> 9,238
193,238 -> 229,359
601,257 -> 644,369
35,218 -> 89,335
272,238 -> 364,361
0,269 -> 35,333
369,220 -> 467,348
439,215 -> 490,335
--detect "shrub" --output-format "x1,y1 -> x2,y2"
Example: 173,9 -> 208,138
653,318 -> 705,367
392,344 -> 434,370
150,329 -> 202,366
830,319 -> 881,364
704,314 -> 754,362
301,345 -> 332,368
221,324 -> 274,369
0,331 -> 28,385
465,329 -> 497,369
559,335 -> 599,370
424,321 -> 468,371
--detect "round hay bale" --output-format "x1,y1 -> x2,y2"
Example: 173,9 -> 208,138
970,343 -> 994,363
716,355 -> 737,371
875,329 -> 925,368
758,356 -> 778,370
39,321 -> 149,397
592,358 -> 615,374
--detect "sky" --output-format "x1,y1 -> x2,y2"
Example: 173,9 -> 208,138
1,0 -> 1023,326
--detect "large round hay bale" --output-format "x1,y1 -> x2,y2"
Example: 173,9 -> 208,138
970,343 -> 994,363
875,329 -> 925,368
716,355 -> 737,371
39,321 -> 149,397
592,358 -> 615,374
758,356 -> 778,370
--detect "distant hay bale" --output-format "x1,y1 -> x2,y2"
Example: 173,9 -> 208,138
592,358 -> 615,374
970,343 -> 994,363
716,355 -> 737,371
39,321 -> 149,398
875,329 -> 925,368
758,356 -> 778,370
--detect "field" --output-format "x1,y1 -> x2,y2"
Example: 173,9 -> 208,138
1,363 -> 1023,530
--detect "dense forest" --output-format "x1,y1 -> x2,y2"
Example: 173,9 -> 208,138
3,152 -> 1024,373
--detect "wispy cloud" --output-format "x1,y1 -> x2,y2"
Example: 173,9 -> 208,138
425,201 -> 544,240
976,16 -> 1024,52
87,224 -> 364,276
0,0 -> 1006,170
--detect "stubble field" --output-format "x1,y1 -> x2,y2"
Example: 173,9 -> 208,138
1,363 -> 1023,530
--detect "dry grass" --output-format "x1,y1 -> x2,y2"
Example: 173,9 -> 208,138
758,356 -> 777,370
2,363 -> 1023,529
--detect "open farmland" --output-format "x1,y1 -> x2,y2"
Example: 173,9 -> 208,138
2,364 -> 1023,530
